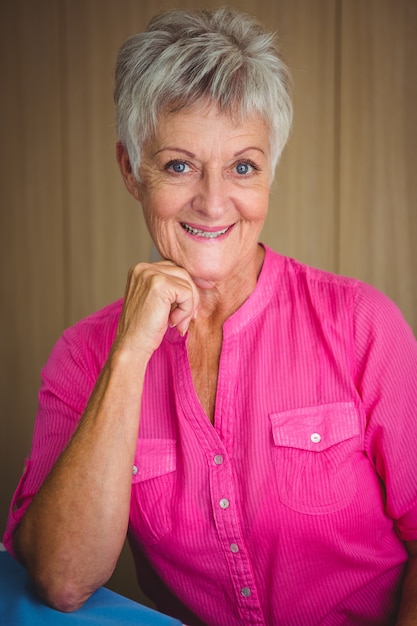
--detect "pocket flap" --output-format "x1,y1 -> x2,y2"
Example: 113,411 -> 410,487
270,402 -> 360,452
132,438 -> 176,483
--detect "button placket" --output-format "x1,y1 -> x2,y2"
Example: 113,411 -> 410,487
176,335 -> 264,621
210,448 -> 262,621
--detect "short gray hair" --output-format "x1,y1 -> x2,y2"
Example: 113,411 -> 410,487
114,6 -> 293,180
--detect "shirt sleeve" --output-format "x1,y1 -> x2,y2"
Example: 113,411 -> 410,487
3,324 -> 101,556
354,282 -> 417,540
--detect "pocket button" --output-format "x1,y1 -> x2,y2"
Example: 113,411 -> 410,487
310,433 -> 321,444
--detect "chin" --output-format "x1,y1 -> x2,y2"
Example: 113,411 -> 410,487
189,262 -> 227,280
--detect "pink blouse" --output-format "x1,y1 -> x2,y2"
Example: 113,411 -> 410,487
5,246 -> 417,625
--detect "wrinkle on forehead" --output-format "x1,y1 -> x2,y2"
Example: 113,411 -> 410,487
150,94 -> 266,132
149,102 -> 270,163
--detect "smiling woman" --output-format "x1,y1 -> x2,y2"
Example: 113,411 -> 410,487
4,6 -> 417,626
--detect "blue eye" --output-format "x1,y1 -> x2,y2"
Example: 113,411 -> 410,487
166,160 -> 189,173
235,161 -> 254,175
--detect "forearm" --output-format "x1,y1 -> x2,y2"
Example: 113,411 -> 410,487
14,351 -> 147,611
13,261 -> 199,611
397,544 -> 417,625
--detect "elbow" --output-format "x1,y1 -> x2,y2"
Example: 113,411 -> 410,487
35,574 -> 94,613
46,591 -> 89,614
45,594 -> 86,613
13,529 -> 110,612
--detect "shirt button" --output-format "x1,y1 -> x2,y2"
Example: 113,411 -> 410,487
219,498 -> 230,509
132,465 -> 139,476
241,587 -> 251,597
311,433 -> 321,443
213,454 -> 223,465
230,543 -> 239,553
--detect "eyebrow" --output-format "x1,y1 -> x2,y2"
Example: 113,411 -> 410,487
154,147 -> 196,158
235,147 -> 266,157
154,146 -> 266,157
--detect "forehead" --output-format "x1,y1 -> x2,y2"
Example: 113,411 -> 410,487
150,101 -> 270,153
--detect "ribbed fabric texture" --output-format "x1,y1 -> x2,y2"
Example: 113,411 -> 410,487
5,246 -> 417,625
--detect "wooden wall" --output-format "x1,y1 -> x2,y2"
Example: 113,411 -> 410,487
1,0 -> 416,605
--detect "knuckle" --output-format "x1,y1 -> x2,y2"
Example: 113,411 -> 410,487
129,262 -> 149,277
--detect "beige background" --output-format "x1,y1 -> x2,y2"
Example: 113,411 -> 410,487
1,0 -> 416,605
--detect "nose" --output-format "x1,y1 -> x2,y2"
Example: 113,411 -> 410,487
191,169 -> 231,219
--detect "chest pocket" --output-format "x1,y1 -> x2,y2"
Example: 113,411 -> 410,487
270,402 -> 362,515
130,438 -> 176,545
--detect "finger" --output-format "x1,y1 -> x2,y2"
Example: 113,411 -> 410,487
168,299 -> 196,335
163,279 -> 199,334
155,263 -> 201,326
125,263 -> 199,340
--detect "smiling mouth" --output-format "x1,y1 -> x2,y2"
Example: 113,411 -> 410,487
181,223 -> 231,238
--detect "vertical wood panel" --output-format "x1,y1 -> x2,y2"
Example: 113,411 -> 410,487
339,0 -> 417,331
0,1 -> 65,531
258,0 -> 338,272
63,0 -> 151,325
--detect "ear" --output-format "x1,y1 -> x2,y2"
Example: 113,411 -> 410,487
116,141 -> 141,201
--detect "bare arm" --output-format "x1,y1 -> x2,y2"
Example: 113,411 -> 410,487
396,541 -> 417,625
13,261 -> 199,612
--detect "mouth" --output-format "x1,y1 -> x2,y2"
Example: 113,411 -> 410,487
180,223 -> 232,239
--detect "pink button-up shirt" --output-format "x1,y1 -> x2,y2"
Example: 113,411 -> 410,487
5,246 -> 417,625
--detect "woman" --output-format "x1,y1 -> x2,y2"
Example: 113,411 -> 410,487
4,7 -> 417,625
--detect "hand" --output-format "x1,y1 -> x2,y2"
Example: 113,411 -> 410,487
113,260 -> 200,359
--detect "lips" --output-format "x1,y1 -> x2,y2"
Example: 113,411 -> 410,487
180,223 -> 231,238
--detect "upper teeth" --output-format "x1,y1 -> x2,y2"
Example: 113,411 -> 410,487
181,223 -> 229,238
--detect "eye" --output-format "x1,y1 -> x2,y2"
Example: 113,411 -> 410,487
165,160 -> 190,174
234,160 -> 258,175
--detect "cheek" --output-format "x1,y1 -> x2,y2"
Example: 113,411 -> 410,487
142,187 -> 185,222
141,201 -> 183,246
242,189 -> 269,222
141,204 -> 165,234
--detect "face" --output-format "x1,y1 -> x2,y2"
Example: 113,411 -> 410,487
123,102 -> 271,289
